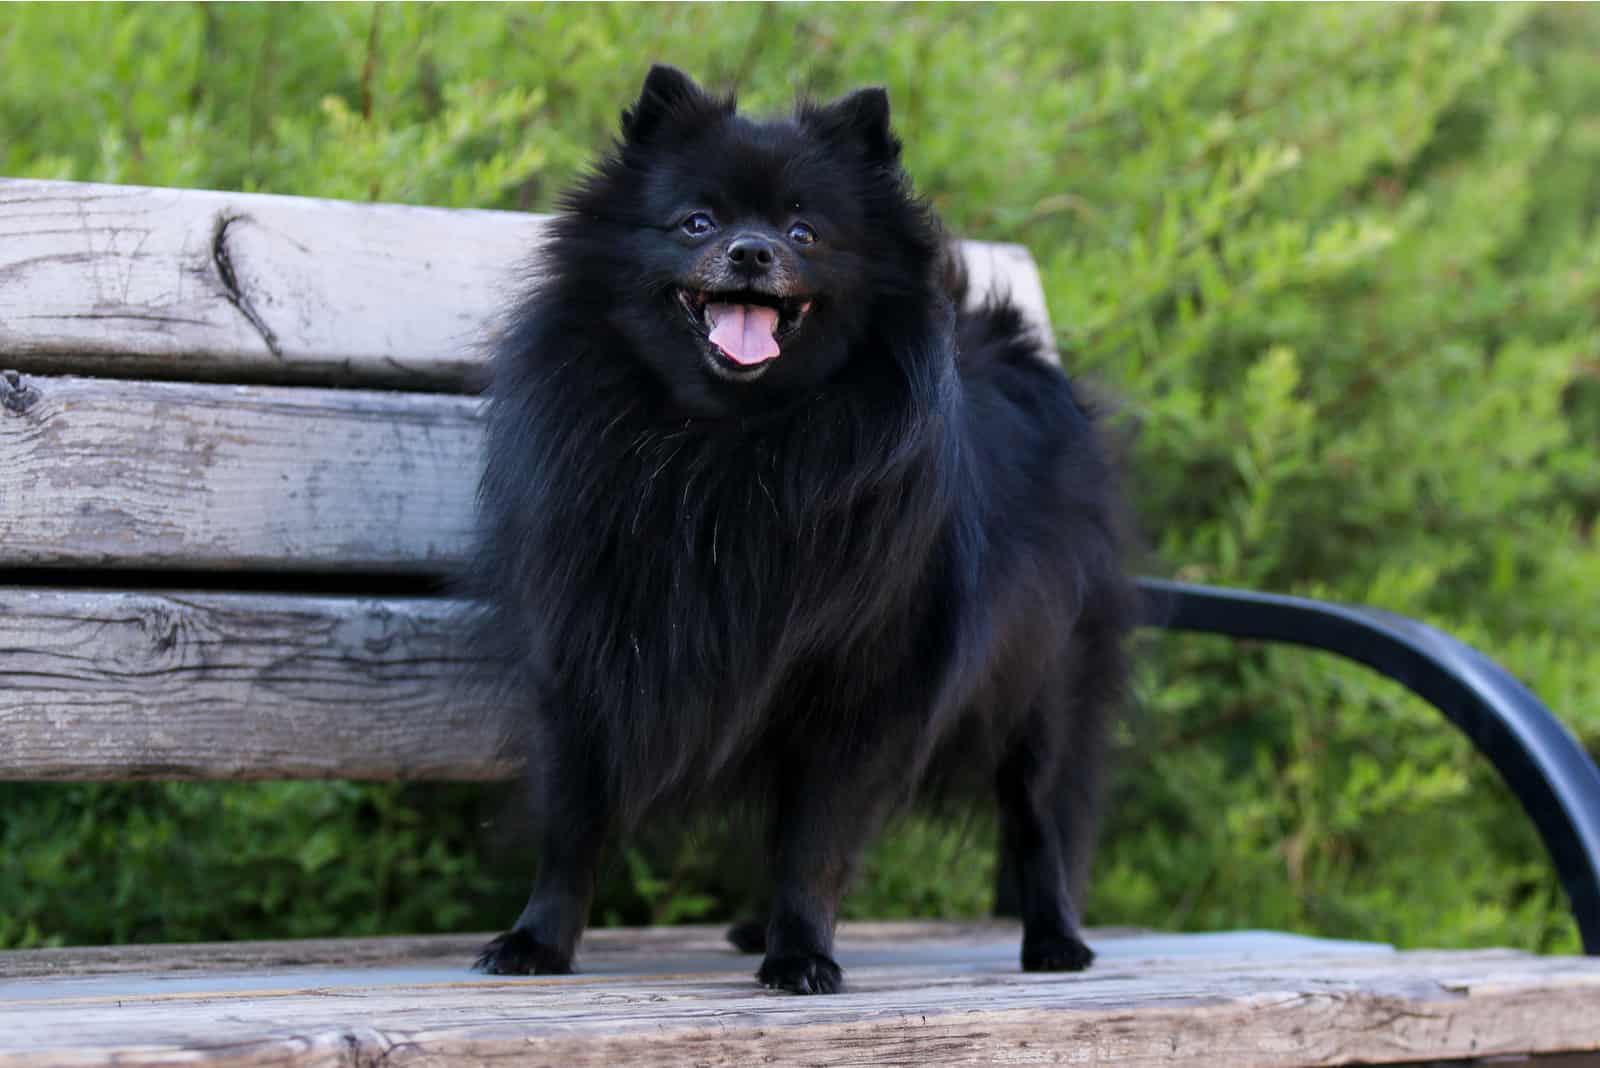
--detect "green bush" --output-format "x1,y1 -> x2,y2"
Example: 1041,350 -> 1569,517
2,3 -> 1596,952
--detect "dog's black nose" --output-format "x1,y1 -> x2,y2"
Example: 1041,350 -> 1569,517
726,235 -> 777,272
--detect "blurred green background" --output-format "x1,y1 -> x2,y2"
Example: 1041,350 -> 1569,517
2,3 -> 1597,953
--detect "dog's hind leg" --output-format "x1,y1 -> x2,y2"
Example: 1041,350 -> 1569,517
726,914 -> 768,954
995,735 -> 1096,972
996,618 -> 1123,972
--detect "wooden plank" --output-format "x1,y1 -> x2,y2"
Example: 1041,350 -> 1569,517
0,588 -> 511,781
0,178 -> 1055,389
0,374 -> 478,572
1,924 -> 1597,1067
1401,1056 -> 1600,1067
0,180 -> 540,389
0,923 -> 1169,981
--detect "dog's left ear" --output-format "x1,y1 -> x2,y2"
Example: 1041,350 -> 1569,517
622,65 -> 720,143
809,87 -> 900,165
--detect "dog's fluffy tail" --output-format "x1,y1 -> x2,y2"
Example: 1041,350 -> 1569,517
942,244 -> 1053,372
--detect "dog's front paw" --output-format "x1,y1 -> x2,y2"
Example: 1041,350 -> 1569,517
1022,932 -> 1095,973
726,918 -> 767,954
474,928 -> 573,975
757,952 -> 845,995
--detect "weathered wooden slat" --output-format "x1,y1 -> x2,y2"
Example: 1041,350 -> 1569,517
0,922 -> 1170,980
0,178 -> 1054,389
0,374 -> 478,572
1,924 -> 1597,1067
0,180 -> 540,389
0,588 -> 510,781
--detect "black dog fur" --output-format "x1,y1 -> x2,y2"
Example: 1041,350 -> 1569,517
466,66 -> 1134,995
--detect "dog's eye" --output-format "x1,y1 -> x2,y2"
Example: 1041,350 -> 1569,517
681,212 -> 716,237
787,221 -> 817,245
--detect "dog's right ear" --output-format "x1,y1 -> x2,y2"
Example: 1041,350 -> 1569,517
621,65 -> 712,143
807,86 -> 900,166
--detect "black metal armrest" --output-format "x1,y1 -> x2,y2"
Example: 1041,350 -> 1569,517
1138,578 -> 1600,955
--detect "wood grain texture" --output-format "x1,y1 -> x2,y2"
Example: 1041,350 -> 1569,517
0,922 -> 1164,980
0,179 -> 539,389
0,178 -> 1056,389
0,587 -> 512,780
0,374 -> 479,572
0,924 -> 1596,1067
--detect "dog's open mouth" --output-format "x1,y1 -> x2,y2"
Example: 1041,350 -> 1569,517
677,289 -> 813,376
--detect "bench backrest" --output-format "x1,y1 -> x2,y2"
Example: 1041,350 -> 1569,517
0,177 -> 1056,782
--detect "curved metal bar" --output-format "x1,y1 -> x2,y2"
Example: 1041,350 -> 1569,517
1137,577 -> 1600,954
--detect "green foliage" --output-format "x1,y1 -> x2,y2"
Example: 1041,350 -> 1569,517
2,3 -> 1596,953
0,781 -> 516,946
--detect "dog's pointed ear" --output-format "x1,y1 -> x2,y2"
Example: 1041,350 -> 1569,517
621,65 -> 712,143
809,86 -> 900,165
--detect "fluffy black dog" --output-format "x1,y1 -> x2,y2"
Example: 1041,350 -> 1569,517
467,65 -> 1133,995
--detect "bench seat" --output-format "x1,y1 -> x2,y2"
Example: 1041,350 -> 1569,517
5,922 -> 1600,1067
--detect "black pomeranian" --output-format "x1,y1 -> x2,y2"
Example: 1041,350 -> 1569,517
467,65 -> 1134,995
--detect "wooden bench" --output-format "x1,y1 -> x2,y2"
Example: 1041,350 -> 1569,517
3,176 -> 1599,1067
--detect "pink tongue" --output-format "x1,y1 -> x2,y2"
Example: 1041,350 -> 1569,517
707,303 -> 781,366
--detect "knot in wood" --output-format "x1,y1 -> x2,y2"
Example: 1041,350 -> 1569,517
1,370 -> 40,414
